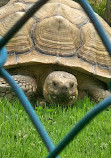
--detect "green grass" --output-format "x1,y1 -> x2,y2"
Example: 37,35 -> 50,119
0,1 -> 109,157
0,97 -> 111,158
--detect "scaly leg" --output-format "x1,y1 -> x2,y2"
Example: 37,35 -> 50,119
0,75 -> 37,100
87,86 -> 111,102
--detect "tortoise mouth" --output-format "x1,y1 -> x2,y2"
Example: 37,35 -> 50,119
48,94 -> 76,106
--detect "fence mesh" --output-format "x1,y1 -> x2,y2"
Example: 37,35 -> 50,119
0,0 -> 111,158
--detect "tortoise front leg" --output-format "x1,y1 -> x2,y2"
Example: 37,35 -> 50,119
0,75 -> 37,100
87,86 -> 111,102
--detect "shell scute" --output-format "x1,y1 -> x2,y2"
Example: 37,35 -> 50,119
0,0 -> 111,81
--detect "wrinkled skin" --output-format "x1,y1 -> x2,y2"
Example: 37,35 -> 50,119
43,71 -> 78,106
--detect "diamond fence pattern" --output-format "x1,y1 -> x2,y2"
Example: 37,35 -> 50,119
0,0 -> 111,158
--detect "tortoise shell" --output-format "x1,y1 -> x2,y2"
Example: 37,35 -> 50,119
1,0 -> 111,83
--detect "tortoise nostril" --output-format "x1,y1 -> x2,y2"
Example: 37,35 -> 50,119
61,85 -> 68,91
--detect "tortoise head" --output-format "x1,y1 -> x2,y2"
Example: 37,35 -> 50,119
43,71 -> 78,106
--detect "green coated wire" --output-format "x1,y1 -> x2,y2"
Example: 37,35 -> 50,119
0,0 -> 49,50
0,67 -> 60,158
0,0 -> 111,158
47,96 -> 111,158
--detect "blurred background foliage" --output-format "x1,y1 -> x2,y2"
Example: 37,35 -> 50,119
75,0 -> 111,26
88,0 -> 106,18
75,0 -> 106,18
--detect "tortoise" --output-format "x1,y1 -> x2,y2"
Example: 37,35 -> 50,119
0,0 -> 111,106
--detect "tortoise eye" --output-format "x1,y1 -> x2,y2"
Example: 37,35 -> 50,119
0,0 -> 9,7
52,81 -> 57,87
70,83 -> 74,88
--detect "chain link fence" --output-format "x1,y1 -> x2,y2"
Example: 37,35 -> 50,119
0,0 -> 111,157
